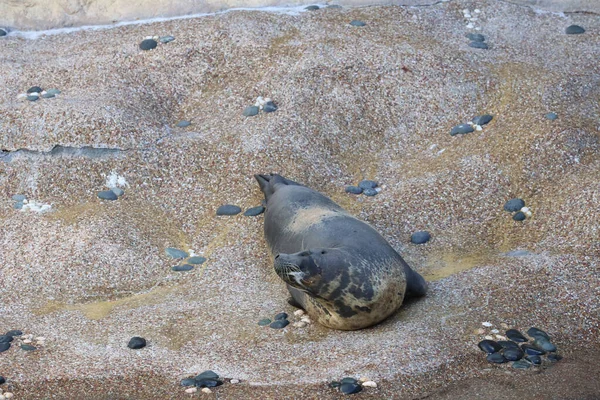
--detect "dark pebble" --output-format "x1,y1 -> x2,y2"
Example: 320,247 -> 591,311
466,33 -> 485,42
329,381 -> 341,388
274,312 -> 288,320
127,336 -> 147,349
0,335 -> 14,343
269,319 -> 289,329
547,353 -> 563,362
139,39 -> 158,50
472,114 -> 493,126
450,124 -> 474,136
506,329 -> 528,342
97,190 -> 118,201
521,343 -> 546,356
498,340 -> 520,349
21,344 -> 37,351
165,247 -> 189,259
411,231 -> 431,244
187,256 -> 207,265
526,354 -> 542,365
27,95 -> 39,101
486,352 -> 507,364
534,337 -> 557,352
5,329 -> 23,337
0,28 -> 7,37
503,347 -> 524,361
504,198 -> 525,212
305,5 -> 320,10
527,327 -> 550,340
216,205 -> 242,216
468,41 -> 489,49
263,101 -> 278,113
340,377 -> 358,384
340,383 -> 362,394
363,188 -> 377,196
171,264 -> 194,272
258,318 -> 272,326
244,206 -> 265,216
181,378 -> 196,386
512,360 -> 531,369
243,106 -> 259,117
345,186 -> 363,194
0,342 -> 10,353
349,20 -> 366,27
195,370 -> 219,381
0,375 -> 5,384
545,112 -> 558,120
358,180 -> 377,189
196,379 -> 222,388
478,340 -> 503,354
176,120 -> 191,127
565,25 -> 585,34
27,86 -> 43,93
513,212 -> 526,221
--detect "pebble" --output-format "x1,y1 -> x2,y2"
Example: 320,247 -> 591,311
521,343 -> 545,356
349,20 -> 366,27
263,101 -> 278,113
0,28 -> 7,37
363,188 -> 377,196
545,112 -> 558,120
13,203 -> 23,210
565,25 -> 585,34
362,381 -> 377,388
139,39 -> 158,50
181,378 -> 196,387
358,180 -> 377,189
527,327 -> 550,340
0,336 -> 13,343
27,86 -> 43,94
478,339 -> 502,354
27,94 -> 40,101
534,337 -> 557,352
512,360 -> 531,369
244,206 -> 265,216
472,114 -> 493,126
468,41 -> 489,49
340,383 -> 362,394
505,329 -> 528,342
504,198 -> 525,212
345,186 -> 363,194
230,379 -> 240,384
526,354 -> 542,365
159,35 -> 175,43
187,256 -> 207,265
216,205 -> 242,216
41,92 -> 56,99
195,370 -> 219,381
172,264 -> 194,272
503,347 -> 524,361
0,376 -> 5,384
292,321 -> 307,328
243,106 -> 259,117
45,88 -> 61,96
201,388 -> 212,394
305,5 -> 320,10
21,344 -> 37,351
466,33 -> 485,42
513,212 -> 526,221
294,309 -> 305,316
127,336 -> 147,349
165,248 -> 189,259
184,387 -> 197,394
482,321 -> 493,327
97,190 -> 118,201
411,231 -> 431,244
258,318 -> 271,326
11,194 -> 26,202
176,120 -> 191,127
450,124 -> 474,136
486,353 -> 507,363
274,312 -> 288,320
22,339 -> 32,344
110,187 -> 125,197
269,319 -> 289,329
340,377 -> 358,384
0,343 -> 11,353
497,340 -> 519,349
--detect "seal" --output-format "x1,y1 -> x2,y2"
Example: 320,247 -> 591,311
255,174 -> 427,330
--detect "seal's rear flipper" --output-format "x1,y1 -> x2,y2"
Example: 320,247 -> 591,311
404,266 -> 428,298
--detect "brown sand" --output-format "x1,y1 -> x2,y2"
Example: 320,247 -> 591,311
0,0 -> 599,399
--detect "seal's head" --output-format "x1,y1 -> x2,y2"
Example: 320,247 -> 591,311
274,249 -> 334,293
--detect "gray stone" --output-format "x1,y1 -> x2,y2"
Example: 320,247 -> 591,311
350,20 -> 366,27
27,86 -> 43,93
565,25 -> 585,34
450,124 -> 474,136
469,41 -> 489,49
504,198 -> 525,212
159,35 -> 175,43
545,112 -> 558,120
13,202 -> 23,209
171,264 -> 194,272
358,180 -> 377,190
45,88 -> 61,96
187,256 -> 207,265
165,247 -> 189,259
0,28 -> 7,37
216,205 -> 242,216
363,188 -> 377,196
472,114 -> 493,126
244,206 -> 265,216
345,186 -> 363,194
305,5 -> 320,10
411,231 -> 431,244
263,101 -> 278,113
12,194 -> 26,201
139,39 -> 157,50
21,344 -> 37,351
27,95 -> 39,101
466,33 -> 485,42
176,120 -> 191,127
243,106 -> 259,117
110,187 -> 125,196
127,336 -> 147,349
269,319 -> 289,329
97,190 -> 118,200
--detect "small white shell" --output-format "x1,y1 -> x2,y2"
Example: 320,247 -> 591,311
292,321 -> 307,328
230,379 -> 240,384
482,321 -> 493,327
293,309 -> 305,316
184,387 -> 197,393
490,329 -> 499,334
484,335 -> 494,340
521,207 -> 530,213
201,388 -> 212,394
23,339 -> 32,344
362,381 -> 377,388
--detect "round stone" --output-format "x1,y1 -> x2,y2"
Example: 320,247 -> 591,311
172,264 -> 194,272
27,86 -> 43,94
5,330 -> 23,337
305,5 -> 320,10
521,343 -> 545,356
503,347 -> 524,361
176,120 -> 191,127
486,352 -> 507,364
512,360 -> 531,369
181,378 -> 196,387
263,101 -> 278,113
244,206 -> 265,216
21,344 -> 37,351
139,39 -> 158,50
258,318 -> 272,326
534,337 -> 557,352
478,340 -> 503,354
363,188 -> 377,196
466,33 -> 485,42
243,106 -> 259,117
187,256 -> 207,265
97,190 -> 118,201
195,370 -> 219,381
472,114 -> 493,126
274,312 -> 288,320
216,205 -> 242,216
269,319 -> 289,329
159,35 -> 175,43
505,329 -> 528,343
340,383 -> 362,394
565,25 -> 585,34
345,186 -> 363,194
165,247 -> 189,259
513,212 -> 526,221
411,231 -> 431,244
527,327 -> 550,340
127,336 -> 147,349
468,41 -> 489,49
349,20 -> 366,27
545,112 -> 558,120
110,187 -> 125,197
358,180 -> 377,189
0,335 -> 14,343
504,198 -> 525,212
450,124 -> 474,136
526,354 -> 542,365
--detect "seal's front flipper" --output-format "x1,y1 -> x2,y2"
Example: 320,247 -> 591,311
404,266 -> 428,298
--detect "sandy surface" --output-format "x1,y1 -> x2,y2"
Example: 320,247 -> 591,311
0,0 -> 599,399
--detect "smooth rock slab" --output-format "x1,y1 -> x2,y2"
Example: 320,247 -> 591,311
411,231 -> 431,244
216,205 -> 242,215
176,120 -> 191,127
172,264 -> 194,272
21,344 -> 37,351
450,124 -> 474,136
349,20 -> 366,27
565,25 -> 585,34
472,114 -> 493,126
97,190 -> 118,200
127,336 -> 147,349
187,256 -> 207,265
243,206 -> 265,216
468,41 -> 489,49
345,186 -> 363,194
165,247 -> 189,259
243,106 -> 259,117
139,39 -> 158,50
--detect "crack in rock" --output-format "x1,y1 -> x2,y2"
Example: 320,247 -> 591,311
0,145 -> 124,162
